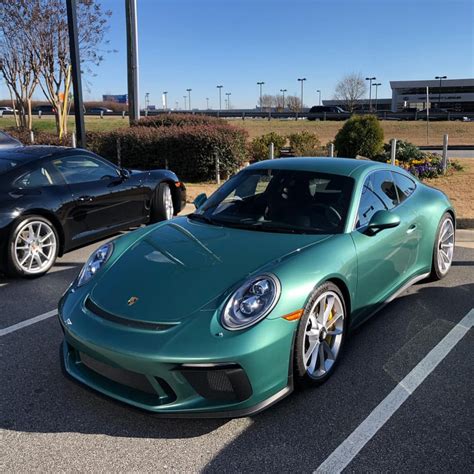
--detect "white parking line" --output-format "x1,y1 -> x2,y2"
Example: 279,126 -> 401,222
315,308 -> 474,474
0,309 -> 58,337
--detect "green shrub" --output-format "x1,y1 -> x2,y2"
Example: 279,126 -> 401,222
334,115 -> 384,158
249,132 -> 286,162
133,113 -> 223,128
373,139 -> 425,163
287,131 -> 322,156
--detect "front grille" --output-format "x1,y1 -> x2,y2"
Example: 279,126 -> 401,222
180,364 -> 253,402
84,297 -> 177,331
80,352 -> 156,395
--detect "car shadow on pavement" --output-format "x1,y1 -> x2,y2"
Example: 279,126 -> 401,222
1,280 -> 473,448
201,282 -> 474,472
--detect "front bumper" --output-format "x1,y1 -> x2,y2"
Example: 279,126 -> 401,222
58,291 -> 296,418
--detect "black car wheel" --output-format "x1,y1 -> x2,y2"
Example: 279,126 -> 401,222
150,183 -> 174,223
294,282 -> 348,387
6,215 -> 59,278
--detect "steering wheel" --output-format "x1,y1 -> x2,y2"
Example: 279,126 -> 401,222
311,203 -> 342,228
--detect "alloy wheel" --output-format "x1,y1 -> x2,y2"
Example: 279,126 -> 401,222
13,220 -> 57,274
164,186 -> 174,219
303,291 -> 345,379
437,217 -> 454,275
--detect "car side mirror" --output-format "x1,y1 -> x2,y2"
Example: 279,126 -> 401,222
119,168 -> 130,179
367,210 -> 400,234
193,193 -> 207,209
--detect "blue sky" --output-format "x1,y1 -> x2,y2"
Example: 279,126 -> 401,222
3,0 -> 474,108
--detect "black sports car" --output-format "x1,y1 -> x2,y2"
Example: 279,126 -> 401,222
0,146 -> 186,277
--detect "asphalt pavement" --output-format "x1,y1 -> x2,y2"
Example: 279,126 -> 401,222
1,229 -> 473,472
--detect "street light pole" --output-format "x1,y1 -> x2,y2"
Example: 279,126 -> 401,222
226,92 -> 231,110
183,95 -> 187,110
297,78 -> 306,112
65,0 -> 86,147
216,85 -> 223,114
125,0 -> 140,123
280,89 -> 287,109
145,92 -> 149,111
372,83 -> 381,111
434,75 -> 447,108
162,91 -> 168,110
316,89 -> 321,106
257,82 -> 264,111
186,88 -> 192,111
206,97 -> 209,109
365,76 -> 376,111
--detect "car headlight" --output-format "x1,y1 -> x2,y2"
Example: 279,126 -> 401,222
221,274 -> 281,330
76,242 -> 113,287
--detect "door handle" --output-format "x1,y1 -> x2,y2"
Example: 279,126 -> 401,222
77,195 -> 93,202
406,224 -> 417,234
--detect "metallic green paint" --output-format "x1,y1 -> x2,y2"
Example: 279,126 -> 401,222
59,158 -> 455,416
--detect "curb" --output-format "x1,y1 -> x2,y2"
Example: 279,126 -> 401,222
457,219 -> 474,230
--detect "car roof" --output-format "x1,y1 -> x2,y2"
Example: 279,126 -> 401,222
0,145 -> 81,164
247,157 -> 385,178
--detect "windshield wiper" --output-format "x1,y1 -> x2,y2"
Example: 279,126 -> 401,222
188,213 -> 220,226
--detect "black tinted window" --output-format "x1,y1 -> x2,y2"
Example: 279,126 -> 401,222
356,171 -> 398,228
0,158 -> 18,174
16,166 -> 54,188
393,172 -> 416,202
52,155 -> 118,184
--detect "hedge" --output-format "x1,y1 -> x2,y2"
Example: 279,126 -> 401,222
133,113 -> 224,128
5,124 -> 248,182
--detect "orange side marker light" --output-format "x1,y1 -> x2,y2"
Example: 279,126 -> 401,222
282,309 -> 304,321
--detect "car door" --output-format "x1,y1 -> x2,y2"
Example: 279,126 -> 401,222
51,154 -> 146,240
350,170 -> 420,317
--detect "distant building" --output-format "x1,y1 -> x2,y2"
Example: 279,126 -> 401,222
390,78 -> 474,112
323,98 -> 392,111
102,94 -> 128,104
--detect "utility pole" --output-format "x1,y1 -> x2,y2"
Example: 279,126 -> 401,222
216,85 -> 223,115
434,75 -> 447,108
186,88 -> 192,110
297,78 -> 306,112
280,89 -> 287,109
125,0 -> 140,123
365,76 -> 376,112
316,89 -> 321,106
66,0 -> 86,147
372,83 -> 381,111
257,81 -> 264,111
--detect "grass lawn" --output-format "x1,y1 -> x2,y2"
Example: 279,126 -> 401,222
1,115 -> 473,146
185,158 -> 474,224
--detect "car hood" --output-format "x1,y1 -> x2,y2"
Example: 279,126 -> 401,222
89,217 -> 332,323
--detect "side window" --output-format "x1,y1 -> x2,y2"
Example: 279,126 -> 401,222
393,172 -> 416,202
15,166 -> 54,188
52,155 -> 118,185
372,171 -> 398,209
356,171 -> 398,228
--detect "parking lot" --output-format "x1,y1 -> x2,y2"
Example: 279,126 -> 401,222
1,230 -> 473,472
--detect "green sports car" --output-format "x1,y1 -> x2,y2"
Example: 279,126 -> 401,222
58,158 -> 455,417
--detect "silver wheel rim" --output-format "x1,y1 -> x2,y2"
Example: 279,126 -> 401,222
303,291 -> 344,379
13,221 -> 57,274
164,186 -> 174,219
437,218 -> 454,275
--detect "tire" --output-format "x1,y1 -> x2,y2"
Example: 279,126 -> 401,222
429,212 -> 455,281
294,282 -> 348,387
6,215 -> 59,278
150,183 -> 174,223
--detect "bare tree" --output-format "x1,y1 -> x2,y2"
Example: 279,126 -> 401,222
334,73 -> 367,112
286,95 -> 301,113
274,94 -> 285,111
259,94 -> 275,112
0,2 -> 41,129
5,0 -> 112,136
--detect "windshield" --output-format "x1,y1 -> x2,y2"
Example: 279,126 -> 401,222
191,168 -> 354,234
